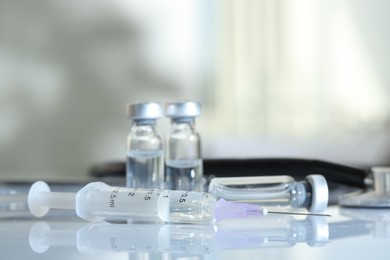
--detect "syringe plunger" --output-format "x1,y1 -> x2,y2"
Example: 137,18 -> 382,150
28,181 -> 76,217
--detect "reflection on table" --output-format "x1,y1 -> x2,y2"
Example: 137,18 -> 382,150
29,214 -> 330,256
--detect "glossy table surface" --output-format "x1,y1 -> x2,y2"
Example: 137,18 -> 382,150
1,206 -> 390,260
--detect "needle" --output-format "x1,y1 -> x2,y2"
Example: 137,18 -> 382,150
267,211 -> 331,217
215,199 -> 332,222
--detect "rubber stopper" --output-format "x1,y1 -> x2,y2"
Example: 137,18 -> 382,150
306,175 -> 329,213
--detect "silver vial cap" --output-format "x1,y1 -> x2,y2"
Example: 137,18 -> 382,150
127,102 -> 163,120
165,101 -> 201,118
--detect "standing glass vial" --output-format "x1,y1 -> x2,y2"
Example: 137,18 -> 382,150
165,101 -> 203,191
126,102 -> 163,189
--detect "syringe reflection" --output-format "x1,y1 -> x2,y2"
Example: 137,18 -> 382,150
29,215 -> 330,255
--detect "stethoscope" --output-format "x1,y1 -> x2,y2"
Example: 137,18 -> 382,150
338,166 -> 390,208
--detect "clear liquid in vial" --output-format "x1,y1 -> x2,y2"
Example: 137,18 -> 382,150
126,150 -> 163,189
165,159 -> 203,191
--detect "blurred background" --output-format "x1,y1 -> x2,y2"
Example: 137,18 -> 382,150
1,0 -> 390,181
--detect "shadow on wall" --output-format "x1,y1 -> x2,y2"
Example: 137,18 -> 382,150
0,0 -> 196,179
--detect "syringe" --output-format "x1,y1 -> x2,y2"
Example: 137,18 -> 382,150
28,181 -> 269,224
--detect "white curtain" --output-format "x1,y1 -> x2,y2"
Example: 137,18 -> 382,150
206,0 -> 387,140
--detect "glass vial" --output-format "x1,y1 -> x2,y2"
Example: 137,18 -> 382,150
208,175 -> 328,213
164,101 -> 203,191
126,102 -> 163,189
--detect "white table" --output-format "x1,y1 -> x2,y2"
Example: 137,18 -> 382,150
1,206 -> 389,259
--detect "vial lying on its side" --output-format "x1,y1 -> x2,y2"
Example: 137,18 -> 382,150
208,175 -> 329,213
126,102 -> 163,189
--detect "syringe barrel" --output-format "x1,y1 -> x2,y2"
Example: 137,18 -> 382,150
158,190 -> 215,224
75,182 -> 215,224
76,182 -> 161,222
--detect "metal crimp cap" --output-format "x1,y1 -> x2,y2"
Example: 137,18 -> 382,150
165,101 -> 201,118
127,102 -> 163,120
306,174 -> 329,213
